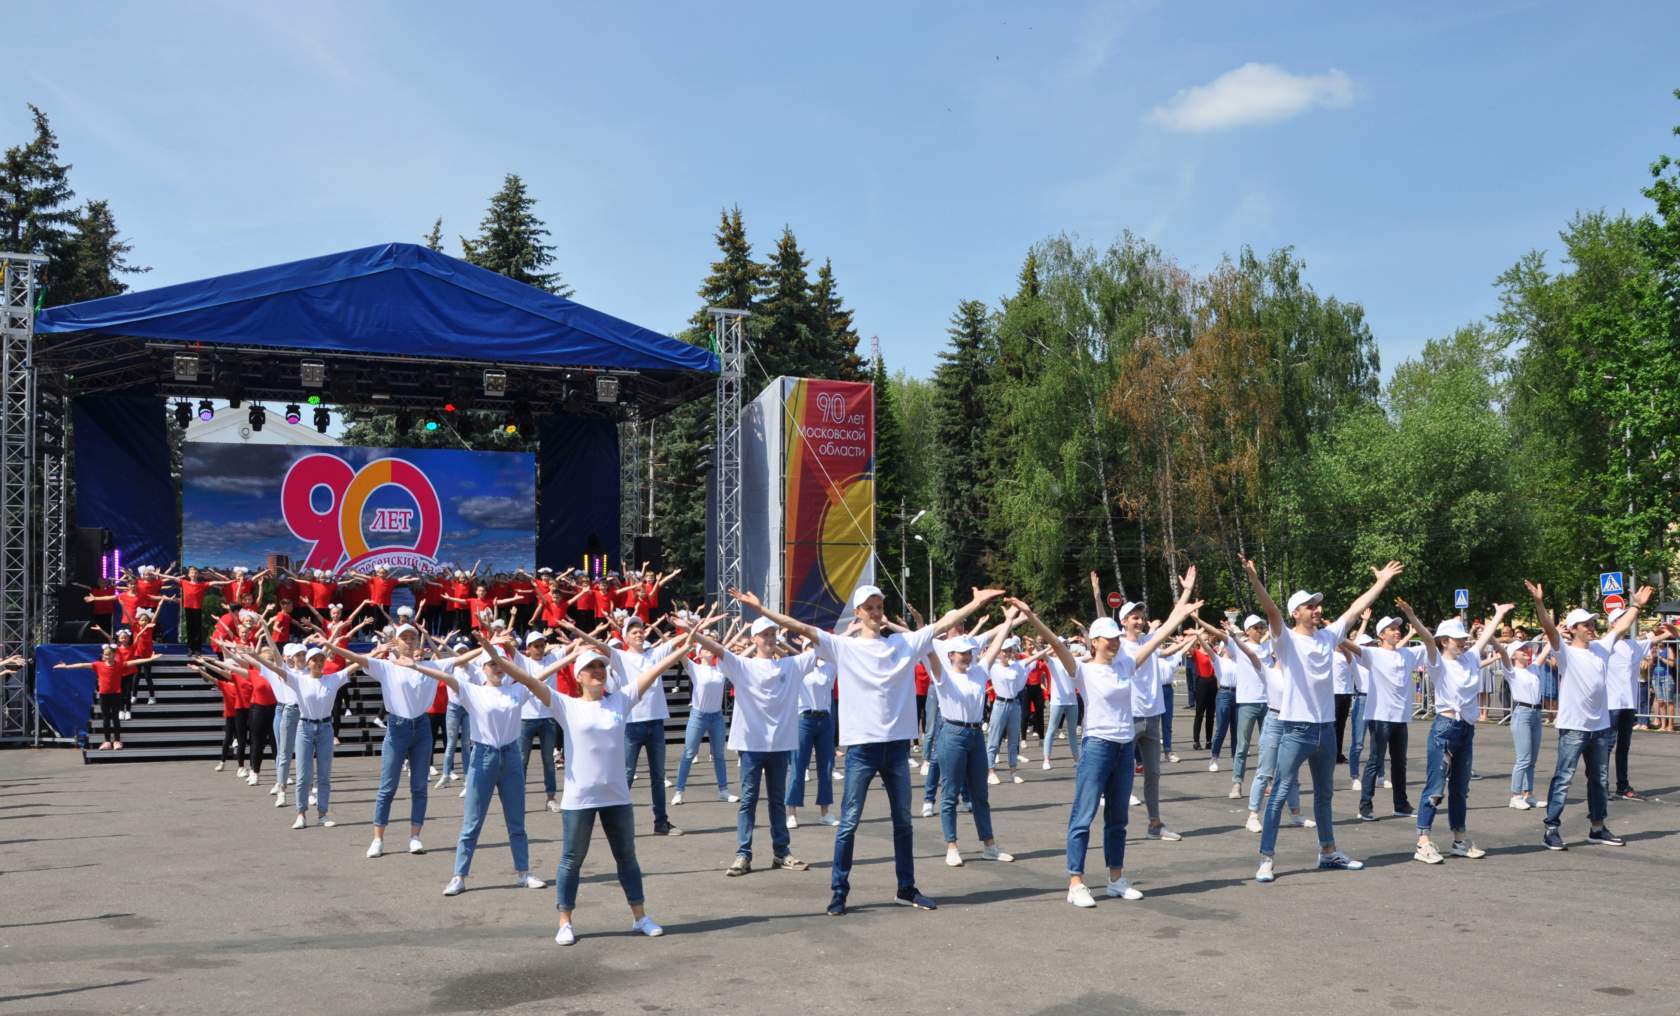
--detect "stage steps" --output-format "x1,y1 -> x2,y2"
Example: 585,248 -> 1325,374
79,657 -> 700,764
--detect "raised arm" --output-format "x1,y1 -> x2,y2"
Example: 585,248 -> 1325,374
1129,567 -> 1201,669
979,607 -> 1020,670
1239,556 -> 1285,637
727,588 -> 823,642
1472,603 -> 1513,659
932,588 -> 1008,638
1334,561 -> 1405,633
629,632 -> 700,698
1089,570 -> 1104,619
1523,580 -> 1562,652
1608,585 -> 1654,643
1393,596 -> 1438,667
557,619 -> 613,655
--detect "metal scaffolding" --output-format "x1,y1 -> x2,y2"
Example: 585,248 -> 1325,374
618,410 -> 642,561
710,309 -> 747,617
1,253 -> 47,743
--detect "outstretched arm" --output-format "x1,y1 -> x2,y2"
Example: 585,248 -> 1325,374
1089,570 -> 1104,620
1130,570 -> 1202,669
1393,596 -> 1438,667
931,588 -> 1008,638
1472,603 -> 1513,659
1239,556 -> 1285,637
629,631 -> 700,699
727,588 -> 822,643
1608,585 -> 1654,643
1524,581 -> 1562,652
978,607 -> 1019,670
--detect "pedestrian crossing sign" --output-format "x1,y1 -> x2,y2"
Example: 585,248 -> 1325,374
1453,589 -> 1469,610
1600,572 -> 1624,598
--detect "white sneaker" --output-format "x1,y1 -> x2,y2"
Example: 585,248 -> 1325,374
366,839 -> 384,859
987,772 -> 1001,786
148,696 -> 156,705
832,770 -> 843,780
429,765 -> 440,777
1209,761 -> 1219,772
555,923 -> 576,946
919,762 -> 930,776
236,766 -> 248,778
545,799 -> 561,813
374,718 -> 386,729
960,800 -> 973,813
269,783 -> 281,796
1129,794 -> 1141,807
921,801 -> 935,818
309,791 -> 318,807
275,791 -> 286,808
945,846 -> 964,867
1227,784 -> 1242,799
786,813 -> 799,829
1106,877 -> 1142,900
291,814 -> 306,830
458,786 -> 467,798
671,791 -> 685,806
434,775 -> 448,789
442,875 -> 465,896
664,778 -> 673,789
719,790 -> 739,803
320,817 -> 336,828
1012,774 -> 1024,785
1255,858 -> 1275,883
1245,813 -> 1262,833
1146,826 -> 1183,842
1508,795 -> 1532,810
448,773 -> 461,783
1067,883 -> 1097,908
1286,813 -> 1310,827
214,762 -> 225,772
1414,841 -> 1444,864
1042,760 -> 1052,771
982,843 -> 1014,862
632,916 -> 664,937
806,771 -> 814,782
1167,752 -> 1181,763
1450,840 -> 1486,859
517,872 -> 547,889
408,837 -> 425,854
822,813 -> 840,826
246,772 -> 259,786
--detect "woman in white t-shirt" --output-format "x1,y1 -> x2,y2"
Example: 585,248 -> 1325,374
1497,637 -> 1550,810
674,644 -> 735,805
476,626 -> 700,946
1042,636 -> 1083,769
923,616 -> 1018,868
1011,575 -> 1201,909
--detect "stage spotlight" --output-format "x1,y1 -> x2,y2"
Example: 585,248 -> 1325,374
501,419 -> 518,435
483,369 -> 507,397
284,404 -> 302,425
248,404 -> 266,432
173,401 -> 192,428
229,396 -> 242,410
306,394 -> 321,406
395,411 -> 413,435
173,353 -> 201,381
197,399 -> 215,422
595,376 -> 620,403
423,417 -> 440,432
300,361 -> 325,388
313,407 -> 330,434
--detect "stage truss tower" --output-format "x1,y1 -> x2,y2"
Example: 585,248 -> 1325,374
710,309 -> 747,618
1,253 -> 48,743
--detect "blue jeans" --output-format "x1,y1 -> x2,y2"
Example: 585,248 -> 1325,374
1247,712 -> 1301,813
736,750 -> 791,862
1046,702 -> 1081,763
623,719 -> 670,826
1232,703 -> 1266,785
1417,715 -> 1474,834
831,740 -> 915,899
442,703 -> 467,777
454,740 -> 529,876
295,717 -> 333,816
555,803 -> 642,911
1210,689 -> 1237,756
786,711 -> 835,808
936,725 -> 993,845
373,713 -> 432,828
1346,695 -> 1368,779
676,708 -> 729,793
1544,727 -> 1612,827
1510,704 -> 1542,794
985,698 -> 1022,770
1259,720 -> 1334,854
520,716 -> 558,798
1065,736 -> 1135,875
273,704 -> 299,787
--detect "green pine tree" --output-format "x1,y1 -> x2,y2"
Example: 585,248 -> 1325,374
46,199 -> 148,307
0,105 -> 76,256
423,216 -> 444,252
460,173 -> 573,297
754,226 -> 826,388
933,299 -> 995,595
871,344 -> 913,610
813,258 -> 867,379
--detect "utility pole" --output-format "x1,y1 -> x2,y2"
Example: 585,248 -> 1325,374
898,498 -> 909,616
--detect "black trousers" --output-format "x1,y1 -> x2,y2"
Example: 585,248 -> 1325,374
1334,693 -> 1354,761
331,684 -> 354,738
916,693 -> 927,736
1358,720 -> 1411,811
99,692 -> 122,743
1192,678 -> 1216,746
1612,708 -> 1637,792
247,703 -> 275,774
223,709 -> 249,765
1021,683 -> 1045,739
122,666 -> 157,710
184,607 -> 205,653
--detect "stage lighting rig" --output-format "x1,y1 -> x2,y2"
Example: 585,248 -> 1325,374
595,376 -> 620,403
313,407 -> 331,433
483,369 -> 508,397
197,399 -> 215,421
248,404 -> 266,432
173,353 -> 201,382
284,404 -> 302,425
173,401 -> 192,428
300,361 -> 326,388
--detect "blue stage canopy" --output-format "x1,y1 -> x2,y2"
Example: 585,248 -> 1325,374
35,242 -> 718,375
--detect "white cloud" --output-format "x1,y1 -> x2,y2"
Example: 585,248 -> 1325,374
1146,63 -> 1355,132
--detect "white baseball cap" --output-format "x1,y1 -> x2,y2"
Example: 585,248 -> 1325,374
749,616 -> 779,637
1070,642 -> 1091,659
393,623 -> 419,638
1088,617 -> 1122,640
1563,608 -> 1597,628
395,605 -> 414,617
849,584 -> 885,610
1116,601 -> 1144,621
283,642 -> 305,657
1355,633 -> 1375,646
943,635 -> 979,654
490,618 -> 508,630
1607,607 -> 1630,625
1434,618 -> 1471,640
1375,615 -> 1403,634
1286,591 -> 1324,614
525,630 -> 549,646
1243,614 -> 1266,630
574,650 -> 608,672
305,647 -> 326,661
1000,636 -> 1021,651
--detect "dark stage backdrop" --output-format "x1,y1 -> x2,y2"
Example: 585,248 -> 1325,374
538,415 -> 620,571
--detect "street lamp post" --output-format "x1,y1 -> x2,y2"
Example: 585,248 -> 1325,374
913,534 -> 932,620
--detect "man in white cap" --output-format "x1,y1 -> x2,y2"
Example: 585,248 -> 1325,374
1240,556 -> 1404,882
1227,615 -> 1271,799
1603,605 -> 1668,800
1116,598 -> 1189,841
687,616 -> 815,876
1352,615 -> 1423,821
513,629 -> 565,813
1527,580 -> 1651,849
731,582 -> 1004,916
269,642 -> 306,807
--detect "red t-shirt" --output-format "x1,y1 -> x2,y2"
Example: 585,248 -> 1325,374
117,591 -> 145,626
114,644 -> 137,677
553,662 -> 581,699
132,627 -> 155,658
275,578 -> 300,605
247,664 -> 277,707
915,663 -> 931,696
1028,660 -> 1049,687
1192,648 -> 1215,679
179,580 -> 210,610
465,597 -> 498,629
89,583 -> 115,616
308,579 -> 337,609
428,682 -> 448,715
591,586 -> 615,616
231,668 -> 253,710
217,679 -> 239,717
93,660 -> 125,695
135,576 -> 165,608
511,579 -> 535,604
222,578 -> 252,604
448,578 -> 471,600
538,585 -> 569,627
365,575 -> 397,606
418,580 -> 446,611
211,611 -> 239,650
270,612 -> 293,644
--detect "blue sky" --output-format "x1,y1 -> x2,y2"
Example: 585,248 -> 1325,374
12,1 -> 1679,380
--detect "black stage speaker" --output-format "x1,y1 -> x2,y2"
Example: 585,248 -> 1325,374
70,527 -> 112,585
53,619 -> 95,644
632,535 -> 664,573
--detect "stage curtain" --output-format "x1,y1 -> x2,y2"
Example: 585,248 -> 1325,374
537,415 -> 620,570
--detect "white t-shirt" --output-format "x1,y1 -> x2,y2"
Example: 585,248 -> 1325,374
362,658 -> 436,720
1349,654 -> 1371,695
1123,640 -> 1165,719
1046,655 -> 1077,706
1073,657 -> 1137,744
274,667 -> 351,720
258,662 -> 299,707
1273,619 -> 1347,723
796,656 -> 838,713
456,676 -> 529,747
610,640 -> 674,723
989,660 -> 1028,700
1332,652 -> 1355,695
1358,645 -> 1426,724
516,650 -> 561,720
552,683 -> 644,809
1505,662 -> 1541,707
1229,638 -> 1269,705
934,661 -> 990,724
683,658 -> 727,713
1605,637 -> 1650,712
1213,653 -> 1239,689
444,659 -> 484,706
813,626 -> 939,746
1555,636 -> 1617,732
718,650 -> 813,753
1430,652 -> 1481,723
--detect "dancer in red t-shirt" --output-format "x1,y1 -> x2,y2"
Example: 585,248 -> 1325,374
54,644 -> 157,751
